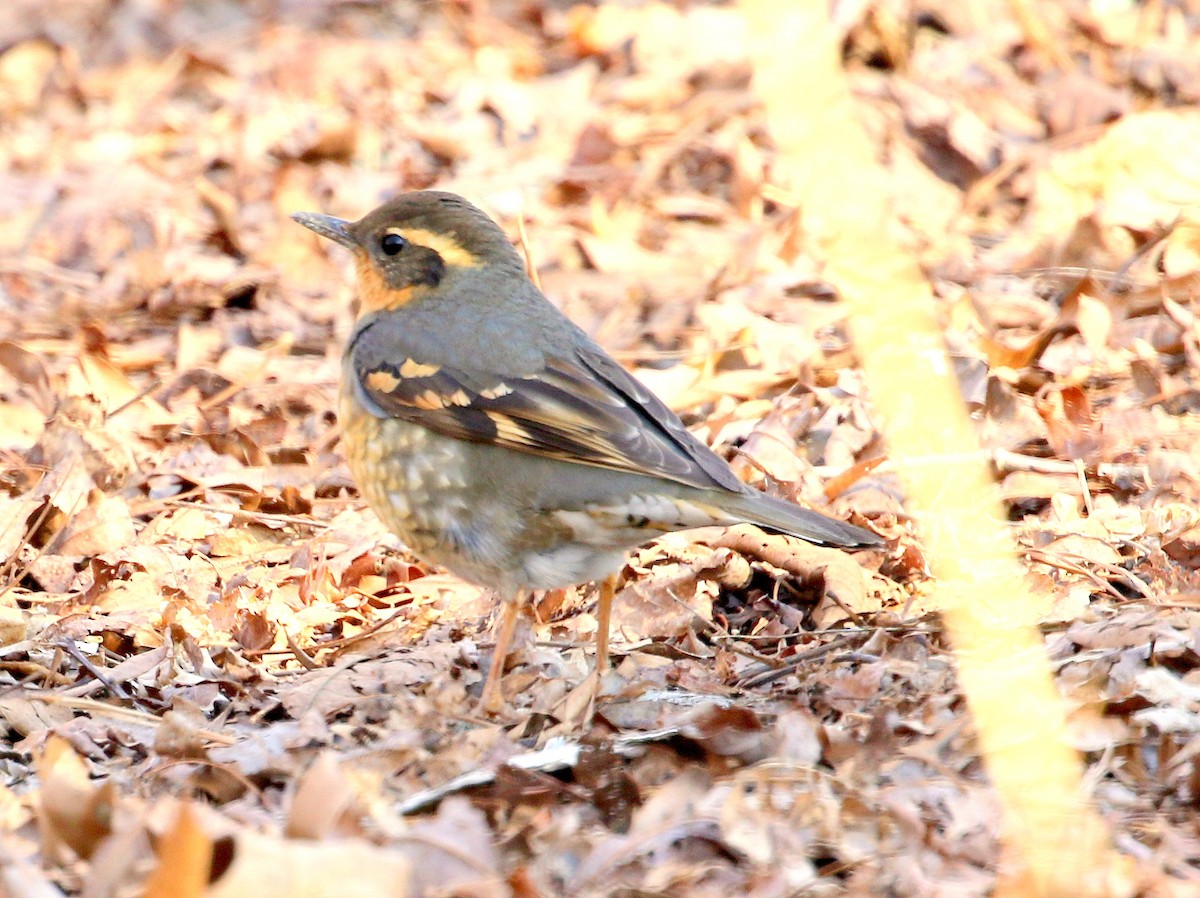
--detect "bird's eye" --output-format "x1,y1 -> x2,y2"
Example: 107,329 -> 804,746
380,233 -> 406,256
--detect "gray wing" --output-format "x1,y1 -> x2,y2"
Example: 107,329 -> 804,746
348,318 -> 746,493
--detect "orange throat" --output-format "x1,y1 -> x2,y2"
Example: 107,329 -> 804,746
353,252 -> 420,313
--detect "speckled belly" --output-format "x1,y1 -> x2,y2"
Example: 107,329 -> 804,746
339,388 -> 476,569
338,386 -> 638,595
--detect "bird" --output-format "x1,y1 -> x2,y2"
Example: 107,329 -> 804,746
292,191 -> 880,714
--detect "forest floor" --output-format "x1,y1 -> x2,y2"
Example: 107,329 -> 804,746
2,1 -> 1200,895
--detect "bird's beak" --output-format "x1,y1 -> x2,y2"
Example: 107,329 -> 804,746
291,212 -> 357,249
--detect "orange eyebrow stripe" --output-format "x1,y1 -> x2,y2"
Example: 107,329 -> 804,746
387,227 -> 481,268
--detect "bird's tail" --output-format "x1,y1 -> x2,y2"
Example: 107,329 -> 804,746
712,489 -> 881,548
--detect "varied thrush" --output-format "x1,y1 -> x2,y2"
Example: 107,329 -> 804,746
293,191 -> 880,714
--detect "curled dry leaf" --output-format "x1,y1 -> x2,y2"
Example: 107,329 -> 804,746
286,752 -> 364,841
35,736 -> 114,862
204,827 -> 413,898
703,524 -> 873,626
3,1 -> 1200,893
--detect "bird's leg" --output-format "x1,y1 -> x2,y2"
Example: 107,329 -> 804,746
595,574 -> 617,674
479,589 -> 523,715
558,574 -> 619,726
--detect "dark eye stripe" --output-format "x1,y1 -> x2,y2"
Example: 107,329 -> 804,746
380,233 -> 406,255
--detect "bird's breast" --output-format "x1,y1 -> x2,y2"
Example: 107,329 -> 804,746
338,385 -> 472,554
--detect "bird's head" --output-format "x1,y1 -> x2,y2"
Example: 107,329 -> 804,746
293,191 -> 523,313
